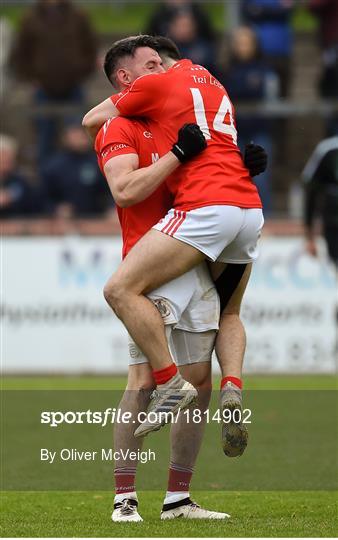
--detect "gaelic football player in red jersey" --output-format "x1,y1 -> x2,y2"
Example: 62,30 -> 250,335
83,36 -> 267,451
95,36 -> 230,521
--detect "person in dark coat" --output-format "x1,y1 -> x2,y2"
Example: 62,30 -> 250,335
0,134 -> 42,217
309,0 -> 338,135
222,26 -> 279,213
42,121 -> 112,218
303,135 -> 338,268
146,0 -> 215,42
166,10 -> 218,76
10,0 -> 97,170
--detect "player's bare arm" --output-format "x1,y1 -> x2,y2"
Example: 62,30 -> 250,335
104,152 -> 180,208
103,122 -> 206,207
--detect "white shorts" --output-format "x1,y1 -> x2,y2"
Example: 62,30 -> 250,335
153,205 -> 264,263
147,261 -> 220,332
128,261 -> 220,366
129,327 -> 216,367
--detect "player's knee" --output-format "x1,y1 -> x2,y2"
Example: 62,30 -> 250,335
103,277 -> 125,312
186,369 -> 212,395
195,374 -> 212,411
198,371 -> 212,390
197,377 -> 212,403
103,281 -> 114,307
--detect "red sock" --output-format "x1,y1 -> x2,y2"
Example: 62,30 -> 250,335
221,376 -> 242,390
153,362 -> 178,385
114,466 -> 136,495
168,463 -> 193,492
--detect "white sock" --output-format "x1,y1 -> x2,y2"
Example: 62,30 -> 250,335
164,491 -> 190,505
114,491 -> 138,504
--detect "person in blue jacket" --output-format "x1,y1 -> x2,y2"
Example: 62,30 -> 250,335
241,0 -> 294,97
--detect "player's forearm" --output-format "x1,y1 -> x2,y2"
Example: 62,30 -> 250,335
82,98 -> 119,141
116,152 -> 179,207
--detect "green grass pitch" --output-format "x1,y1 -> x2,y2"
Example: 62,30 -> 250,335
1,375 -> 337,538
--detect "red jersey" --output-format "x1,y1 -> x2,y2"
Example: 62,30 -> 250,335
115,59 -> 262,211
95,117 -> 173,258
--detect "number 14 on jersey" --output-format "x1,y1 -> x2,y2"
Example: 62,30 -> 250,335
190,88 -> 238,145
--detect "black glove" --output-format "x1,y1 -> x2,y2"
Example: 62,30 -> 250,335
244,142 -> 268,177
171,123 -> 207,163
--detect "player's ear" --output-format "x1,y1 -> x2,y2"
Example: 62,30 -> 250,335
116,68 -> 132,87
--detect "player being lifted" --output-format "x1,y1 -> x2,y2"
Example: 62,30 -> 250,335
95,37 -> 228,521
94,36 -> 266,523
83,35 -> 266,454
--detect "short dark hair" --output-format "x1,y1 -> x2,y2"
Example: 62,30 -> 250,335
104,35 -> 160,87
154,36 -> 181,62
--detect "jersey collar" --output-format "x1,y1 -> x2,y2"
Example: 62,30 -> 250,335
169,59 -> 193,71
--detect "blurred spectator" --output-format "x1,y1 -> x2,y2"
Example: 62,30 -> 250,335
146,0 -> 215,42
42,121 -> 112,218
309,0 -> 338,56
241,0 -> 294,97
222,26 -> 279,213
0,134 -> 42,217
308,1 -> 338,135
166,11 -> 218,74
10,0 -> 97,171
0,17 -> 14,97
303,135 -> 338,268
